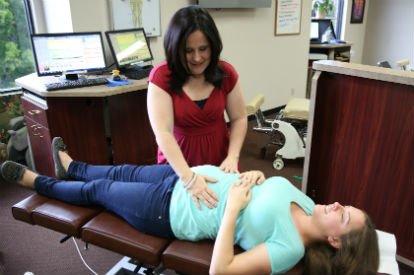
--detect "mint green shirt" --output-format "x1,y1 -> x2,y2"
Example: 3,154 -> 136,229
169,165 -> 315,274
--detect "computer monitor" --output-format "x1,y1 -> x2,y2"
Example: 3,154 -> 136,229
31,32 -> 107,76
105,28 -> 153,69
310,22 -> 319,40
311,19 -> 337,43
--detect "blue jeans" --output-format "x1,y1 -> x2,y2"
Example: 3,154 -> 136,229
34,161 -> 178,238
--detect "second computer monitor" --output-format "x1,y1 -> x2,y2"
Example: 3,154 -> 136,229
106,28 -> 153,69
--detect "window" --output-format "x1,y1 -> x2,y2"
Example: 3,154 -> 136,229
312,0 -> 345,39
0,0 -> 35,91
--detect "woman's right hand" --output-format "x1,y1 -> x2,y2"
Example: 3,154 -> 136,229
186,174 -> 218,209
226,180 -> 252,212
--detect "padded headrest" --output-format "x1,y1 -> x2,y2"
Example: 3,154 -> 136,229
376,230 -> 399,275
283,98 -> 310,120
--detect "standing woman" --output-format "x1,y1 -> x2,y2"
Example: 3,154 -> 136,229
148,6 -> 247,208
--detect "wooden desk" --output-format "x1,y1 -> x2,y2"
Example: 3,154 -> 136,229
306,43 -> 352,98
309,43 -> 352,62
16,74 -> 157,176
303,60 -> 414,265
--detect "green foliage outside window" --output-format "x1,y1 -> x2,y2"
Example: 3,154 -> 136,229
313,0 -> 335,18
0,0 -> 35,89
0,94 -> 23,144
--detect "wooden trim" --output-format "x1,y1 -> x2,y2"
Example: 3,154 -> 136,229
301,71 -> 321,194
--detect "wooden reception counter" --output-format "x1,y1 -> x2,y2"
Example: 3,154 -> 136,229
303,60 -> 414,265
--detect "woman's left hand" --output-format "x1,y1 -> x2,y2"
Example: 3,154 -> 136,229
239,171 -> 265,186
219,155 -> 239,173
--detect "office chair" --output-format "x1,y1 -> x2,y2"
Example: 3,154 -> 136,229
396,59 -> 410,70
377,60 -> 391,68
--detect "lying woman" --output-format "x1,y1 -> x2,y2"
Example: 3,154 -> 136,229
1,137 -> 379,274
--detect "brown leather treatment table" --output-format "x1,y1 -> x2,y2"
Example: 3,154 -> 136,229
12,194 -> 303,275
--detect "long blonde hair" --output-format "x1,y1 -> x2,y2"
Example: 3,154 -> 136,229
304,213 -> 379,275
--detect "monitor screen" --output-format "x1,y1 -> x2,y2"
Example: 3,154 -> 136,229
310,22 -> 319,40
106,28 -> 153,68
319,20 -> 337,41
31,32 -> 106,76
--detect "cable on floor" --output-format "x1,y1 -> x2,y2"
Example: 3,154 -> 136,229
72,237 -> 99,275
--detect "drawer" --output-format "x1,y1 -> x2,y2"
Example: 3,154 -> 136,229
25,116 -> 54,176
21,95 -> 48,127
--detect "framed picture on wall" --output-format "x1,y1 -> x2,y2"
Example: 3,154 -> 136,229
350,0 -> 366,24
109,0 -> 161,37
275,0 -> 302,36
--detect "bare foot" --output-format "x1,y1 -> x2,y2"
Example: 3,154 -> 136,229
58,150 -> 73,173
19,169 -> 38,189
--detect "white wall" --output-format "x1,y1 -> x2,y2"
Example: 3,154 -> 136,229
68,0 -> 113,62
32,0 -> 313,110
40,0 -> 73,33
341,0 -> 369,63
362,0 -> 414,68
69,0 -> 110,33
206,2 -> 313,108
129,0 -> 313,109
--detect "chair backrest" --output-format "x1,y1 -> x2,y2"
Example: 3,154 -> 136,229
377,60 -> 391,68
396,59 -> 410,70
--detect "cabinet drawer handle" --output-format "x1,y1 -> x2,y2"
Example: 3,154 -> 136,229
30,125 -> 42,130
28,110 -> 41,115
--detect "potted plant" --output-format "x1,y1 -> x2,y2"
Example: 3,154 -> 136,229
313,0 -> 334,18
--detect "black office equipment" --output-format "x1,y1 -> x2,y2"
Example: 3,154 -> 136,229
45,77 -> 108,91
106,28 -> 153,80
377,61 -> 392,68
31,32 -> 107,78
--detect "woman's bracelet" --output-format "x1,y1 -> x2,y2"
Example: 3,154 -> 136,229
183,172 -> 196,189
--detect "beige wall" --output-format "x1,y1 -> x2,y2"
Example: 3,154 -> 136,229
341,0 -> 369,63
362,0 -> 414,68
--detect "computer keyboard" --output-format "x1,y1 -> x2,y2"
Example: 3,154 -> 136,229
45,77 -> 108,91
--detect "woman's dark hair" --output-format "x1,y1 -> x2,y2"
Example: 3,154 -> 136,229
163,5 -> 224,93
304,212 -> 379,275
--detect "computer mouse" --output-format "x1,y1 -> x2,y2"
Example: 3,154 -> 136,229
112,75 -> 122,81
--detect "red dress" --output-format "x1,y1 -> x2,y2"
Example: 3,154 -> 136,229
149,61 -> 238,166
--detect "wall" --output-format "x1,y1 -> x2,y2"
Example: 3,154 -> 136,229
68,0 -> 113,62
341,0 -> 369,63
32,0 -> 313,110
146,0 -> 314,107
32,0 -> 72,33
207,2 -> 312,108
362,0 -> 414,68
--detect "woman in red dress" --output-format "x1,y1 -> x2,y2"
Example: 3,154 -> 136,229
148,6 -> 247,209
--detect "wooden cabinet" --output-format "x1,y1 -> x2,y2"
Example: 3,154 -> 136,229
108,91 -> 157,165
21,89 -> 156,177
46,97 -> 109,165
303,61 -> 414,264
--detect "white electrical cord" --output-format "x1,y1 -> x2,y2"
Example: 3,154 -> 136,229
72,237 -> 99,275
